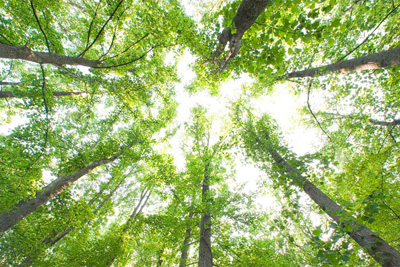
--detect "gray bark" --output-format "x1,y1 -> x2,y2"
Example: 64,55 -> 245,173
286,46 -> 400,79
123,187 -> 151,233
179,212 -> 193,267
232,0 -> 270,38
198,166 -> 212,267
263,133 -> 400,266
0,91 -> 86,98
0,148 -> 128,234
0,42 -> 101,68
214,0 -> 270,72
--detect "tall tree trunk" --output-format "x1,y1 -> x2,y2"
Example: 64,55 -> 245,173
260,132 -> 400,266
179,212 -> 193,267
0,42 -> 101,68
198,166 -> 213,267
123,187 -> 151,233
0,147 -> 130,234
213,0 -> 270,72
107,187 -> 151,266
285,46 -> 400,79
232,0 -> 270,38
0,91 -> 87,98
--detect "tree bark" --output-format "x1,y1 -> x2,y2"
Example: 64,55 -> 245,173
179,212 -> 193,267
198,165 -> 213,267
285,46 -> 400,79
213,0 -> 270,72
0,42 -> 101,68
0,148 -> 129,234
0,81 -> 21,86
123,187 -> 151,233
262,133 -> 400,266
232,0 -> 270,38
0,91 -> 86,98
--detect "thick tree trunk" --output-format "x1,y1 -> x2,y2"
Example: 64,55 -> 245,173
179,213 -> 193,267
265,136 -> 400,266
0,42 -> 101,68
0,149 -> 128,234
198,169 -> 213,267
0,91 -> 86,98
213,0 -> 270,72
232,0 -> 270,38
286,46 -> 400,79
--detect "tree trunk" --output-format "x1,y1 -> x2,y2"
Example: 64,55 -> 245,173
0,81 -> 21,86
0,148 -> 129,234
123,187 -> 151,233
179,212 -> 193,267
232,0 -> 270,38
0,91 -> 86,98
0,42 -> 101,68
198,167 -> 213,267
213,0 -> 270,72
285,46 -> 400,79
263,134 -> 400,266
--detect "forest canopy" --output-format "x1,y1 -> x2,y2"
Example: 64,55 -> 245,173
1,0 -> 400,266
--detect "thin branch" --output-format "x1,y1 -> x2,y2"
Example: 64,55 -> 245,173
106,33 -> 150,60
337,3 -> 400,62
77,0 -> 125,57
0,34 -> 13,45
380,199 -> 400,220
30,0 -> 51,52
40,64 -> 50,148
98,45 -> 158,69
85,0 -> 103,49
55,65 -> 100,84
0,60 -> 14,83
97,5 -> 130,60
306,80 -> 334,149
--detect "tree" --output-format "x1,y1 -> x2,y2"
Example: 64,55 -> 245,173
284,46 -> 400,79
233,107 -> 400,266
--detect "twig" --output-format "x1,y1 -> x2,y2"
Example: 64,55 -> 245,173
77,0 -> 125,57
106,33 -> 150,60
98,6 -> 130,60
337,3 -> 400,62
306,79 -> 335,151
97,45 -> 158,69
0,34 -> 13,45
30,0 -> 51,52
85,0 -> 103,49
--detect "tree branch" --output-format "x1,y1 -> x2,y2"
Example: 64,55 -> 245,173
338,3 -> 400,62
86,0 -> 103,49
30,0 -> 51,52
77,0 -> 125,57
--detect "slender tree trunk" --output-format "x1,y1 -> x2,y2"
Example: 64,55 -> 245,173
107,187 -> 151,266
0,91 -> 87,98
123,187 -> 151,233
285,46 -> 400,79
179,212 -> 193,267
261,133 -> 400,266
0,81 -> 21,86
0,147 -> 130,234
0,42 -> 101,68
198,165 -> 213,267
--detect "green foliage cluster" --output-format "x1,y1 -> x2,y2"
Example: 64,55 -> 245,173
1,0 -> 400,266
